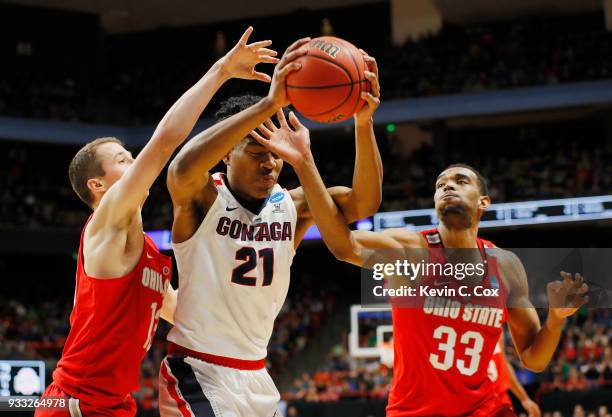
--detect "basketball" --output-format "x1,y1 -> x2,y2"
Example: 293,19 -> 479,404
286,36 -> 368,123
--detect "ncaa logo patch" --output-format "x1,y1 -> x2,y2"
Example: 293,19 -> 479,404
268,192 -> 284,204
426,233 -> 441,245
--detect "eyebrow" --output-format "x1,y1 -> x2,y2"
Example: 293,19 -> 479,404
436,172 -> 472,182
115,151 -> 133,159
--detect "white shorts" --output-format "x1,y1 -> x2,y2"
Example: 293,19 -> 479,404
158,355 -> 281,417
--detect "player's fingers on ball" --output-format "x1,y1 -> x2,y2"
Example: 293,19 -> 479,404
362,92 -> 380,107
364,55 -> 379,75
239,26 -> 254,45
286,37 -> 311,54
248,40 -> 273,49
283,48 -> 307,64
277,62 -> 302,79
364,71 -> 380,96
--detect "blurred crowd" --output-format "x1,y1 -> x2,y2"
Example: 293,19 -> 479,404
381,13 -> 612,99
1,7 -> 611,124
1,119 -> 610,230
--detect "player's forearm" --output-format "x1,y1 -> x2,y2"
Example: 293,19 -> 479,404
170,97 -> 279,176
518,313 -> 564,372
351,119 -> 383,217
160,286 -> 177,325
294,155 -> 360,263
153,61 -> 230,151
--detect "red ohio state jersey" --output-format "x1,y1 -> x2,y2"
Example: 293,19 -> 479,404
387,229 -> 508,417
53,220 -> 172,407
490,340 -> 511,395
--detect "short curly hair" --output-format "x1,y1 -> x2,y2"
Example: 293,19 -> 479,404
215,94 -> 263,122
215,94 -> 291,128
68,137 -> 124,208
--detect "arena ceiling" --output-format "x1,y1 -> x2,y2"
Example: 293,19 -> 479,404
2,0 -> 603,32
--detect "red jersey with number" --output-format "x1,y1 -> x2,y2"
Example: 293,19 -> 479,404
490,340 -> 511,395
53,219 -> 172,407
387,228 -> 508,416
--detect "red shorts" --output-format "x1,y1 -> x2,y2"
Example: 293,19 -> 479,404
34,382 -> 137,417
468,399 -> 516,417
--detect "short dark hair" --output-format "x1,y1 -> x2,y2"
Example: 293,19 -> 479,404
215,94 -> 263,122
444,163 -> 489,195
68,137 -> 124,208
215,94 -> 290,124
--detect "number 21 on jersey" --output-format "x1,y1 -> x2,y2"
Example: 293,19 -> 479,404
231,247 -> 274,286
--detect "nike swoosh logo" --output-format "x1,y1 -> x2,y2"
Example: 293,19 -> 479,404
146,253 -> 154,259
226,207 -> 238,211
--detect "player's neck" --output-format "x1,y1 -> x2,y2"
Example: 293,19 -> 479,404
225,177 -> 267,214
437,223 -> 479,248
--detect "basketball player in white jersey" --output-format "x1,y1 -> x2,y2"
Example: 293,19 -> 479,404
159,39 -> 382,417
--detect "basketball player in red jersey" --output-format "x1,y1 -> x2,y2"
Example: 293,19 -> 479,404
489,333 -> 541,417
35,27 -> 279,417
252,117 -> 589,417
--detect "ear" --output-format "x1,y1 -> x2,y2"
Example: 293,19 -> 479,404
86,178 -> 105,195
478,195 -> 491,211
223,152 -> 231,166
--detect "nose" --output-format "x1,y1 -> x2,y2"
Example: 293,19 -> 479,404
443,183 -> 455,192
260,153 -> 277,170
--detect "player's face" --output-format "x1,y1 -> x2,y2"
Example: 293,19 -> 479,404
97,142 -> 134,188
226,139 -> 283,199
434,167 -> 489,227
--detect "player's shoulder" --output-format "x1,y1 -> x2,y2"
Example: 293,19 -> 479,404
489,247 -> 528,294
381,228 -> 426,248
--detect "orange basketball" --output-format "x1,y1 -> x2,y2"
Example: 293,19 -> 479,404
286,36 -> 368,123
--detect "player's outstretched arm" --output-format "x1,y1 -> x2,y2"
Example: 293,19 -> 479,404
502,250 -> 588,372
289,51 -> 382,243
166,37 -> 309,209
93,26 -> 279,230
251,110 -> 419,266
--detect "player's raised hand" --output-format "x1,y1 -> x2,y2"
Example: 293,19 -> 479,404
354,49 -> 381,124
218,26 -> 279,82
547,271 -> 589,319
250,109 -> 311,167
267,37 -> 311,108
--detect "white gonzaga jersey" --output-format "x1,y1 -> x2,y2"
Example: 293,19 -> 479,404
168,173 -> 297,360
